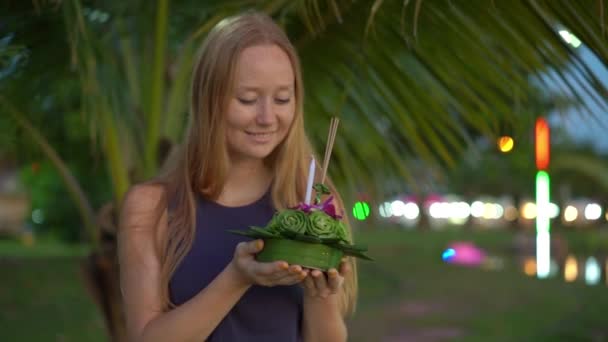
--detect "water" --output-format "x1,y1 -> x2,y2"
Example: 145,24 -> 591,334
519,255 -> 608,286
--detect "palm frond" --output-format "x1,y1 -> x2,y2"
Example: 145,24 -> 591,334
2,97 -> 99,248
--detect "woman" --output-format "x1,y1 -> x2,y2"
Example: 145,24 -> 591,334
118,11 -> 357,342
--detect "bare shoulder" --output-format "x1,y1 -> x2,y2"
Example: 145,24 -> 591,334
122,183 -> 167,212
119,183 -> 168,234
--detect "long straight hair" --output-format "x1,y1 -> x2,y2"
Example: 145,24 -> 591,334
155,12 -> 358,316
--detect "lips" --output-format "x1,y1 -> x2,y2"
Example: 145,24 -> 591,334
245,131 -> 276,137
246,131 -> 274,135
245,130 -> 275,143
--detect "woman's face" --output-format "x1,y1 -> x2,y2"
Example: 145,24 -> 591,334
225,44 -> 296,164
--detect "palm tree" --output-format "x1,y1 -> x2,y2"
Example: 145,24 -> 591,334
2,0 -> 607,339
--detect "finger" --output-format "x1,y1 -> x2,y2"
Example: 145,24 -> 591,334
311,269 -> 330,298
255,260 -> 288,277
270,265 -> 307,282
326,268 -> 343,293
237,240 -> 264,256
339,257 -> 351,275
272,264 -> 303,279
302,274 -> 316,296
267,264 -> 297,282
275,270 -> 308,286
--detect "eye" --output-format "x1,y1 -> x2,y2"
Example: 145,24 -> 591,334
238,98 -> 257,105
275,98 -> 291,105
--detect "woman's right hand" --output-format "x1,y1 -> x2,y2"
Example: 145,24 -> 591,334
229,239 -> 308,287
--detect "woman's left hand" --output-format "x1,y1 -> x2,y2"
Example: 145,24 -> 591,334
302,258 -> 350,299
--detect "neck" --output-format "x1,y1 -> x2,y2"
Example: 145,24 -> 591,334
217,158 -> 273,206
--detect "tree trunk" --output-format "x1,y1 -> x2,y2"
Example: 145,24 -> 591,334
80,202 -> 127,342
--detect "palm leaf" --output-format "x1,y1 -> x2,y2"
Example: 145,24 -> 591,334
54,0 -> 608,206
2,97 -> 99,249
552,153 -> 608,191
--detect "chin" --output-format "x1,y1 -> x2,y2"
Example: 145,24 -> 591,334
237,146 -> 278,161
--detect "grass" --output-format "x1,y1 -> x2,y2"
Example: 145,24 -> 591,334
348,228 -> 608,341
0,257 -> 107,341
0,237 -> 90,258
1,228 -> 607,341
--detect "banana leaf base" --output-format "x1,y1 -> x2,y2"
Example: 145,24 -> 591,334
256,238 -> 343,271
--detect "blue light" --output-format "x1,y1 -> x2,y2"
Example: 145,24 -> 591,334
442,248 -> 456,261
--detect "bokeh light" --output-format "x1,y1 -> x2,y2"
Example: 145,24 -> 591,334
548,203 -> 560,219
352,201 -> 370,221
521,202 -> 537,219
390,200 -> 406,217
524,258 -> 536,276
442,248 -> 456,261
31,209 -> 44,224
585,257 -> 601,285
536,231 -> 550,278
379,202 -> 393,218
497,136 -> 514,152
564,255 -> 578,282
564,206 -> 578,222
584,203 -> 602,220
403,202 -> 420,220
471,201 -> 485,218
559,29 -> 582,48
483,203 -> 504,220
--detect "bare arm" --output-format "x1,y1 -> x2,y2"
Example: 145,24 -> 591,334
118,184 -> 308,342
301,265 -> 350,342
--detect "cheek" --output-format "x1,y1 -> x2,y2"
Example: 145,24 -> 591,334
279,103 -> 296,130
226,103 -> 254,129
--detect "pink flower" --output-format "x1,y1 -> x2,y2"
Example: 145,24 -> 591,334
291,196 -> 343,219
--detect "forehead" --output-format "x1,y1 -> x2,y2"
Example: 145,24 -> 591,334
233,44 -> 294,87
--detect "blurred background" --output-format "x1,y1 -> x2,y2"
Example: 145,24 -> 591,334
1,1 -> 608,341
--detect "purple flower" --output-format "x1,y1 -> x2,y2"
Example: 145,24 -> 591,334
291,196 -> 343,219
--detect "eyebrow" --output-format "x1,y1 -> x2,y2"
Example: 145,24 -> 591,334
237,85 -> 294,92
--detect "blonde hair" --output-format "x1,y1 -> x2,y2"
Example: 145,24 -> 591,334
155,11 -> 357,316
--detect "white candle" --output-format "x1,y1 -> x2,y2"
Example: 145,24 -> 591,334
305,156 -> 315,205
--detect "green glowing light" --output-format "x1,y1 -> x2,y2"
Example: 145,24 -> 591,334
353,202 -> 370,221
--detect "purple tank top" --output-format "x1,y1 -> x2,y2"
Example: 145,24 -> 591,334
169,189 -> 303,341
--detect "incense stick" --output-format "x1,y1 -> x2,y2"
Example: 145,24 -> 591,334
321,119 -> 335,180
321,117 -> 339,184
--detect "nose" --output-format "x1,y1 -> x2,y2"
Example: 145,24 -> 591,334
256,96 -> 275,126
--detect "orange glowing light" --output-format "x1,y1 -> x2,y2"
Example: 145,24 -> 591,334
498,136 -> 514,152
564,255 -> 578,282
535,118 -> 550,170
524,258 -> 536,276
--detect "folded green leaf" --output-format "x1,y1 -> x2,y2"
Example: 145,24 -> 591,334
332,242 -> 369,252
281,230 -> 323,243
274,210 -> 309,234
250,226 -> 280,238
318,236 -> 343,244
227,228 -> 276,239
342,249 -> 374,261
226,229 -> 261,238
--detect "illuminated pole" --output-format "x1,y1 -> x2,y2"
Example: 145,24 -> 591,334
535,118 -> 550,278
